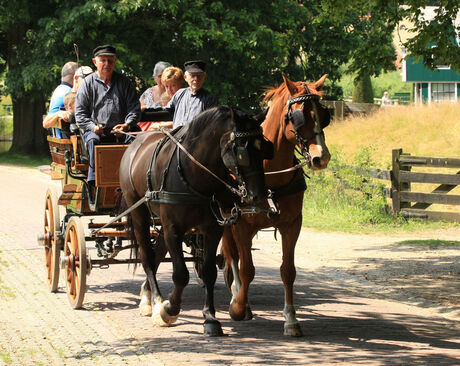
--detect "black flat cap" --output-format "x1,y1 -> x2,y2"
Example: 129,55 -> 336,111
184,60 -> 206,73
93,45 -> 116,57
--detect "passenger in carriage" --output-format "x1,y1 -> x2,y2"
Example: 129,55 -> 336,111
43,66 -> 93,135
161,66 -> 185,100
139,66 -> 185,131
72,65 -> 93,92
75,44 -> 141,185
164,60 -> 218,129
47,61 -> 78,138
42,92 -> 76,138
139,61 -> 172,111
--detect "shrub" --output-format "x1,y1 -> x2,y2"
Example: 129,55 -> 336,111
302,146 -> 396,231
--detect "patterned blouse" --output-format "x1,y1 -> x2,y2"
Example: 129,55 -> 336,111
140,87 -> 162,109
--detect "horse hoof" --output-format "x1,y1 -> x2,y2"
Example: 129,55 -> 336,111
244,306 -> 253,321
139,303 -> 152,317
229,301 -> 253,321
283,323 -> 303,337
155,301 -> 179,327
204,321 -> 224,337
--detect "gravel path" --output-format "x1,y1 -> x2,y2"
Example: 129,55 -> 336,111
0,164 -> 459,365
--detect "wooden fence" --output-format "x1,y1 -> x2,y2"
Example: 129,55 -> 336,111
361,148 -> 460,222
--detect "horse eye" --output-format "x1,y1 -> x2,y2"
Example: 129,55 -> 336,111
253,139 -> 262,150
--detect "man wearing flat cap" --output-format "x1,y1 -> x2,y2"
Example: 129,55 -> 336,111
164,60 -> 217,129
75,44 -> 140,184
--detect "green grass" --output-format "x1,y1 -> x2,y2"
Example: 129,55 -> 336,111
302,146 -> 458,233
0,152 -> 50,167
0,351 -> 12,364
395,239 -> 460,247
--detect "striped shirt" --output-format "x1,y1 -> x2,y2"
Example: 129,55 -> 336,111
164,87 -> 217,129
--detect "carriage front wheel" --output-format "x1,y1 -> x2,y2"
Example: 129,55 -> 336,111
43,187 -> 61,292
62,216 -> 88,309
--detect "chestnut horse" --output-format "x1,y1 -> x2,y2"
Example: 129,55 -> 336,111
221,74 -> 331,336
120,106 -> 272,336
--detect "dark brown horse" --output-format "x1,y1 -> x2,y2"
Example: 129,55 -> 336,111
119,106 -> 272,336
221,74 -> 331,336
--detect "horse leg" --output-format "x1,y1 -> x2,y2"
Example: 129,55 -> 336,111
221,226 -> 238,291
129,206 -> 162,318
226,226 -> 255,321
279,218 -> 303,337
139,233 -> 168,316
153,225 -> 188,327
201,227 -> 224,336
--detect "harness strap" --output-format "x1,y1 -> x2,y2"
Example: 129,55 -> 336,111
90,193 -> 150,236
269,172 -> 307,199
265,160 -> 309,175
176,145 -> 210,200
160,127 -> 243,198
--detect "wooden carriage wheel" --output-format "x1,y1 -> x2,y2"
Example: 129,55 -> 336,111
43,187 -> 61,292
63,216 -> 87,309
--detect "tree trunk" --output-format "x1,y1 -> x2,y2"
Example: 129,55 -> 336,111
10,96 -> 49,156
6,11 -> 49,157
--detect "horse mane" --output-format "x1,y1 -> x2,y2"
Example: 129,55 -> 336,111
262,80 -> 325,111
187,106 -> 230,138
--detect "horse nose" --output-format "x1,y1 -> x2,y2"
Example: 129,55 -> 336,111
312,156 -> 322,168
243,186 -> 268,205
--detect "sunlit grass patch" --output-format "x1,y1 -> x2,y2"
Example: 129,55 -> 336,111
0,152 -> 50,167
0,351 -> 12,364
396,239 -> 460,248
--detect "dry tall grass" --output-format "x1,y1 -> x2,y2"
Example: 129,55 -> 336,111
326,102 -> 460,167
324,102 -> 460,215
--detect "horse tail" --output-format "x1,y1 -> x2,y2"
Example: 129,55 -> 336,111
126,211 -> 140,273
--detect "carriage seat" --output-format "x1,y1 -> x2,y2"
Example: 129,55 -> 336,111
69,123 -> 90,165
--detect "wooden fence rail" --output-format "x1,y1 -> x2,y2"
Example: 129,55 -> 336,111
334,148 -> 460,222
391,148 -> 460,222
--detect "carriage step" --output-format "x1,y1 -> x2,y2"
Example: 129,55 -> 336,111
63,184 -> 78,193
58,193 -> 76,205
58,184 -> 80,205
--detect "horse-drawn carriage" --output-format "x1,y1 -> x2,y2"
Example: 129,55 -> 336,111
37,117 -> 206,309
37,74 -> 332,336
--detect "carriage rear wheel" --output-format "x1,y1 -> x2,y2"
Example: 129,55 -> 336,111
62,216 -> 87,309
43,187 -> 61,292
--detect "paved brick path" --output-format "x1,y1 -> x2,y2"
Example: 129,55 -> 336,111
0,164 -> 459,365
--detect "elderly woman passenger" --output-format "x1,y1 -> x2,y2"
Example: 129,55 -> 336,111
139,61 -> 171,110
139,66 -> 185,131
161,66 -> 185,100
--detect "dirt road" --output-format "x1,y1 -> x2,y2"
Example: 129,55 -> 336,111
0,164 -> 459,365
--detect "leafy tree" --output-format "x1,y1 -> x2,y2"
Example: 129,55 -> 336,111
0,0 -> 58,155
8,1 -> 450,155
320,0 -> 460,71
2,0 -> 359,155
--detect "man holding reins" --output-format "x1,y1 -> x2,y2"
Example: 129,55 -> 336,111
75,44 -> 140,184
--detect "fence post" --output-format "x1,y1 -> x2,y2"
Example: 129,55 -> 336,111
336,101 -> 344,120
392,148 -> 411,215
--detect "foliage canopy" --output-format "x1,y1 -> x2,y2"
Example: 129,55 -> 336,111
0,0 -> 458,154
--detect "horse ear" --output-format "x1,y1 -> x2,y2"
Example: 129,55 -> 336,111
282,72 -> 298,95
314,74 -> 328,90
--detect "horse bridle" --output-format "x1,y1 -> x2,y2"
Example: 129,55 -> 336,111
284,83 -> 329,165
221,126 -> 266,200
